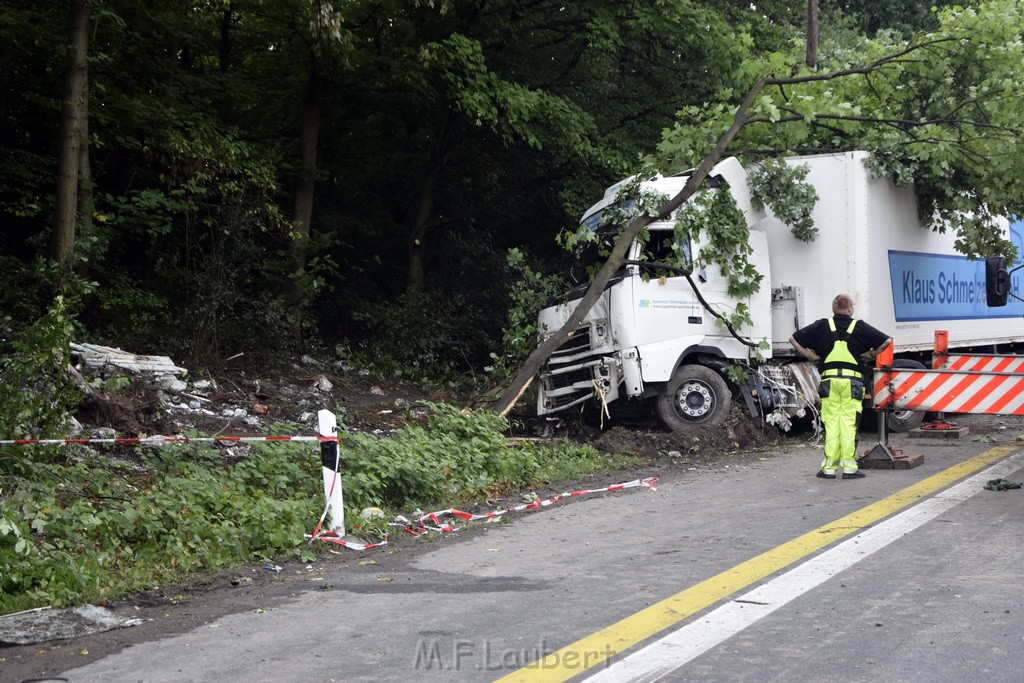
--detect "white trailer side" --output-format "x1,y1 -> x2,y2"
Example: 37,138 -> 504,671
761,151 -> 1024,354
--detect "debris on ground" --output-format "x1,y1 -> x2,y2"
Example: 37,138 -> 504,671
71,342 -> 187,375
0,606 -> 144,646
984,478 -> 1023,491
65,346 -> 442,440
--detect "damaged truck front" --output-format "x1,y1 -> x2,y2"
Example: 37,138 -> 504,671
535,151 -> 1024,432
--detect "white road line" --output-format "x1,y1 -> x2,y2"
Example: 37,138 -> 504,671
585,453 -> 1024,683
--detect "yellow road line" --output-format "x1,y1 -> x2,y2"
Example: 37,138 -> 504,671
494,444 -> 1020,682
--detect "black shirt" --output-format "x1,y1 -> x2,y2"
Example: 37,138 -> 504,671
791,314 -> 891,371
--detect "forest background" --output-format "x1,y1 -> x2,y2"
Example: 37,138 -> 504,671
0,0 -> 954,394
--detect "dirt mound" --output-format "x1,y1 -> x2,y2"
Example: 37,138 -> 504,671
592,405 -> 786,461
69,358 -> 450,440
75,380 -> 171,435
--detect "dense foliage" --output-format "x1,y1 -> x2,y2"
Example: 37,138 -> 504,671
0,0 -> 773,372
5,0 -> 959,375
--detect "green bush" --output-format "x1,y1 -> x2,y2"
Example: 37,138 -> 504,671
486,248 -> 568,383
348,290 -> 479,382
0,295 -> 81,443
0,440 -> 320,613
341,402 -> 539,509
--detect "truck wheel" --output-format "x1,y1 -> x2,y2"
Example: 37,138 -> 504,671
886,359 -> 926,433
656,365 -> 731,431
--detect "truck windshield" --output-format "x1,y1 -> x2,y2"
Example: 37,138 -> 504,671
572,206 -> 693,283
571,207 -> 626,284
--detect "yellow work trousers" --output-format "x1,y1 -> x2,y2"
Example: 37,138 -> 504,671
820,378 -> 862,475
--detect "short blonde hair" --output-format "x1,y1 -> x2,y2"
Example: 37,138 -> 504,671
832,294 -> 854,314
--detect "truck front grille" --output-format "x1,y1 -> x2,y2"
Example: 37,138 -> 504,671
538,326 -> 606,412
549,327 -> 592,362
543,368 -> 597,409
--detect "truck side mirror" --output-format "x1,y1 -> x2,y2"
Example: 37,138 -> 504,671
986,256 -> 1009,307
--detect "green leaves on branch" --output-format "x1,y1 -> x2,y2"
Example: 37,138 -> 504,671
487,249 -> 568,382
675,182 -> 761,301
0,296 -> 80,444
420,34 -> 593,152
650,0 -> 1024,263
748,160 -> 818,242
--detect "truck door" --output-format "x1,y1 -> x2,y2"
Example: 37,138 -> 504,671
630,226 -> 706,351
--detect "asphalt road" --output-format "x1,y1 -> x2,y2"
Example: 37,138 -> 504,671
57,414 -> 1024,683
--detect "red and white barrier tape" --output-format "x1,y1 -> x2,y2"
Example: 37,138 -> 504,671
0,435 -> 335,446
305,476 -> 657,550
306,529 -> 390,551
394,476 -> 658,536
7,431 -> 657,552
303,468 -> 393,551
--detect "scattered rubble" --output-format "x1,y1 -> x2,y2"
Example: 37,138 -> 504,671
71,342 -> 187,375
67,345 -> 448,441
0,606 -> 144,646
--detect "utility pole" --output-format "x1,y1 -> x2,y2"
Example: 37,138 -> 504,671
806,0 -> 819,69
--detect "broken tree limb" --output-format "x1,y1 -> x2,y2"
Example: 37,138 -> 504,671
489,76 -> 768,417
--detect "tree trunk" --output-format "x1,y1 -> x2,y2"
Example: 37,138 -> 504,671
219,6 -> 232,74
406,159 -> 445,293
806,0 -> 819,69
283,67 -> 322,313
491,78 -> 769,416
75,57 -> 93,275
51,0 -> 90,267
0,43 -> 10,122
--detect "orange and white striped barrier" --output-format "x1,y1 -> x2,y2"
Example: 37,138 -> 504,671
931,329 -> 1024,373
873,332 -> 1024,415
873,366 -> 1024,414
933,353 -> 1024,373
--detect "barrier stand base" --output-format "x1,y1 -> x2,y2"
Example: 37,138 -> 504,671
305,531 -> 386,551
859,442 -> 924,469
859,409 -> 923,469
909,425 -> 970,439
318,533 -> 368,545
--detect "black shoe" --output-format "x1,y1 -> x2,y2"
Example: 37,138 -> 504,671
816,470 -> 836,479
842,471 -> 866,479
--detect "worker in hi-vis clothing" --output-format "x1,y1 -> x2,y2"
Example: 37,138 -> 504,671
789,294 -> 893,479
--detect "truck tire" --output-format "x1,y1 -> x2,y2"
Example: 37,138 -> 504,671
656,365 -> 731,431
885,359 -> 926,433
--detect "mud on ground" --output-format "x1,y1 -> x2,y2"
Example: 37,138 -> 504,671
592,404 -> 790,462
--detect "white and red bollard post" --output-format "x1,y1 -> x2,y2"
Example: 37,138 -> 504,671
317,409 -> 344,534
